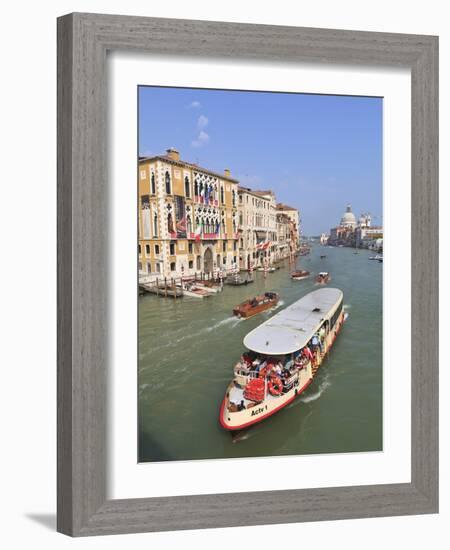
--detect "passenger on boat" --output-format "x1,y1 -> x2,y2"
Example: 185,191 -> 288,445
302,346 -> 314,362
311,333 -> 323,353
319,325 -> 326,344
273,363 -> 282,377
237,400 -> 246,411
255,359 -> 267,374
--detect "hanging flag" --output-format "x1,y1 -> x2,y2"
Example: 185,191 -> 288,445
194,224 -> 202,242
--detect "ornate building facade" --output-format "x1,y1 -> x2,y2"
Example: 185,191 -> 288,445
276,203 -> 300,251
237,187 -> 278,270
138,149 -> 239,280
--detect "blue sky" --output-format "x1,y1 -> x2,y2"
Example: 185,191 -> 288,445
139,87 -> 382,235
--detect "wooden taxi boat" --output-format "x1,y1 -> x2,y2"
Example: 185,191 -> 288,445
233,292 -> 279,319
220,288 -> 346,430
291,270 -> 310,280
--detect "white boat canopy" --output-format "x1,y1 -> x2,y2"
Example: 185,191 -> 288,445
243,288 -> 343,355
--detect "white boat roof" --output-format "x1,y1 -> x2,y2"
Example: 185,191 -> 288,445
243,288 -> 343,355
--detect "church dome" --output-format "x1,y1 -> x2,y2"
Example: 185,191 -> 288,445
340,204 -> 357,228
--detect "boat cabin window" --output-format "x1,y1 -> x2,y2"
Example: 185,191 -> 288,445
330,298 -> 343,329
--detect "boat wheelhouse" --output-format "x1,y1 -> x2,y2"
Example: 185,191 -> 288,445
220,288 -> 345,431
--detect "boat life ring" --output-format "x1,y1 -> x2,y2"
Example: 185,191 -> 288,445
268,375 -> 283,396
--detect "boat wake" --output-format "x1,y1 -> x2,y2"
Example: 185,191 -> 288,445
231,431 -> 251,443
206,316 -> 242,332
299,376 -> 331,403
147,316 -> 241,353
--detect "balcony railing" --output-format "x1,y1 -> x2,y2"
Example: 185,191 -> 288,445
193,196 -> 219,206
187,232 -> 220,240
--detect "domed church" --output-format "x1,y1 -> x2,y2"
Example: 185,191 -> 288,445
340,204 -> 357,229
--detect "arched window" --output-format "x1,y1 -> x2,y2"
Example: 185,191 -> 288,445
194,179 -> 199,197
187,216 -> 192,234
151,173 -> 156,194
220,186 -> 224,204
153,213 -> 158,237
165,171 -> 171,194
232,190 -> 236,206
199,182 -> 204,200
184,176 -> 190,198
167,213 -> 174,234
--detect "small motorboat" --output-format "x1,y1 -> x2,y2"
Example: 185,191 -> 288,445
196,280 -> 223,293
256,266 -> 276,273
369,255 -> 383,261
291,270 -> 310,280
224,274 -> 254,286
315,271 -> 331,284
320,255 -> 327,259
233,292 -> 279,319
179,282 -> 211,298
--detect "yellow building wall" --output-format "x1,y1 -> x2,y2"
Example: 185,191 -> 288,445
171,165 -> 184,196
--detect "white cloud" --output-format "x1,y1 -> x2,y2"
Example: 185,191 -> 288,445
197,115 -> 209,129
189,101 -> 201,108
191,130 -> 210,148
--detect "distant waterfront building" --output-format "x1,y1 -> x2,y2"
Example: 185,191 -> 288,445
138,148 -> 239,280
358,212 -> 372,228
275,212 -> 294,261
328,204 -> 382,249
237,187 -> 277,269
319,233 -> 328,245
276,203 -> 300,251
339,204 -> 357,229
355,226 -> 383,250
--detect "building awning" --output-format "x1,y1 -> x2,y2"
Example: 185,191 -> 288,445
255,230 -> 267,241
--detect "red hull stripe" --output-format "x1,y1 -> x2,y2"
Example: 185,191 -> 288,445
220,378 -> 313,431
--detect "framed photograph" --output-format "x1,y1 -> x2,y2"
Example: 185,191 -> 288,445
57,13 -> 438,536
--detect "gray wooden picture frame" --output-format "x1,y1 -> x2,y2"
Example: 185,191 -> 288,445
57,12 -> 438,537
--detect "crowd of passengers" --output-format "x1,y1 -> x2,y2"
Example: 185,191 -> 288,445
236,323 -> 328,385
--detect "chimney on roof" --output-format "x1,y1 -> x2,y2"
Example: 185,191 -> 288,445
224,168 -> 231,178
166,148 -> 180,161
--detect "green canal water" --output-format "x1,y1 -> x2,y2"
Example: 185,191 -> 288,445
138,245 -> 382,462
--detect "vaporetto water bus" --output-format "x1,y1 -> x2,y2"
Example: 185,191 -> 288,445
219,288 -> 346,431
